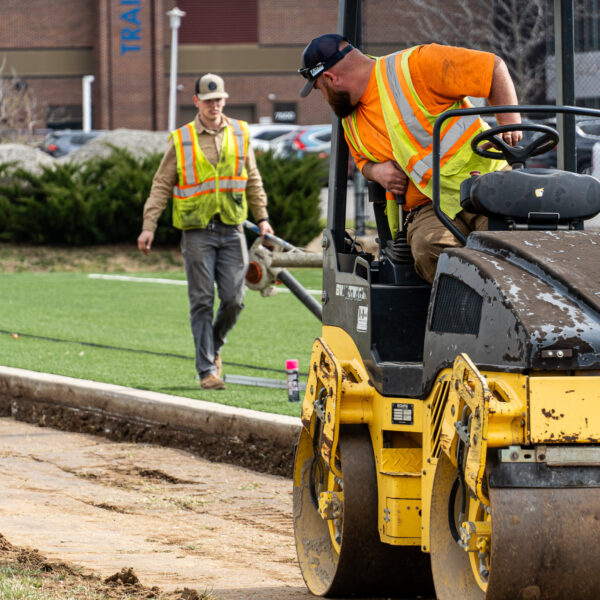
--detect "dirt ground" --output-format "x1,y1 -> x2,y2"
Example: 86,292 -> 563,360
0,242 -> 186,273
0,240 -> 395,600
2,396 -> 295,478
0,244 -> 312,598
0,413 -> 427,600
0,417 -> 312,599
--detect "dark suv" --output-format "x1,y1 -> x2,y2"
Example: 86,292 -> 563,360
481,116 -> 600,173
40,130 -> 105,158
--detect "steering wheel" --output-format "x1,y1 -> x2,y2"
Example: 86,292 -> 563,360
471,123 -> 559,168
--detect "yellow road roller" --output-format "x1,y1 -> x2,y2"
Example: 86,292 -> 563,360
292,5 -> 600,598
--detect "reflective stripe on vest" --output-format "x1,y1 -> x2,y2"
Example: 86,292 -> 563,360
343,112 -> 378,163
175,123 -> 199,187
343,112 -> 401,238
172,120 -> 249,201
229,118 -> 247,177
379,49 -> 480,186
173,177 -> 249,200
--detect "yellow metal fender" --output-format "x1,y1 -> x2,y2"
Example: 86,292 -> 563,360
529,375 -> 600,443
302,337 -> 374,478
439,354 -> 527,505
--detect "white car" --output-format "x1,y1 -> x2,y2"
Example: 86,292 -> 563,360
248,123 -> 301,153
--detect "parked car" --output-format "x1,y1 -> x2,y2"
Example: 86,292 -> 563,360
272,124 -> 332,159
40,129 -> 105,157
273,124 -> 359,182
481,116 -> 600,173
248,123 -> 301,153
524,117 -> 600,173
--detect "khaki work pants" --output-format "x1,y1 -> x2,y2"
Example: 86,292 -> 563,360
406,202 -> 487,283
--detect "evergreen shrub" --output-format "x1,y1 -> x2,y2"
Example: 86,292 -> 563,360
255,151 -> 326,247
0,146 -> 324,247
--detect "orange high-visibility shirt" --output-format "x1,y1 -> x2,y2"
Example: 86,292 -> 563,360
347,44 -> 495,210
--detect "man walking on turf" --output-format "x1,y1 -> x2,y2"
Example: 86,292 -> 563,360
137,73 -> 273,390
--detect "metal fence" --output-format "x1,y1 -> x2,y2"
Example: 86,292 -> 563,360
546,0 -> 600,107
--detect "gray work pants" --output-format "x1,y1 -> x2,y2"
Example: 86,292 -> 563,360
181,223 -> 248,378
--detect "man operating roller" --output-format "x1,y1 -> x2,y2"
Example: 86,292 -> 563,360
137,74 -> 273,390
298,34 -> 522,282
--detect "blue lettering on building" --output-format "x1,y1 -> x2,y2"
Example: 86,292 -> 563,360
122,8 -> 141,25
120,0 -> 141,54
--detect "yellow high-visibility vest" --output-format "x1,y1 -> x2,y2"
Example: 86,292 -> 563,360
344,46 -> 506,225
171,118 -> 250,230
343,111 -> 400,237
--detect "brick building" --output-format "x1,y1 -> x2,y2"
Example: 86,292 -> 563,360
6,1 -> 596,133
0,0 -> 341,131
0,0 -> 498,133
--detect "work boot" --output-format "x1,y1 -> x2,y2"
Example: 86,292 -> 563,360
215,354 -> 222,378
200,373 -> 226,390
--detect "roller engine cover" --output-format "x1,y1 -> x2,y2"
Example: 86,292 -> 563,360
422,230 -> 600,393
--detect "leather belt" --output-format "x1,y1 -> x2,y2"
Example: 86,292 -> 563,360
403,202 -> 429,227
207,213 -> 237,232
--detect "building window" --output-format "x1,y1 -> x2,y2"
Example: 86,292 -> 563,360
178,0 -> 258,44
46,105 -> 82,130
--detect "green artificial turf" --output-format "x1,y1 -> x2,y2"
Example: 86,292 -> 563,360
0,269 -> 323,417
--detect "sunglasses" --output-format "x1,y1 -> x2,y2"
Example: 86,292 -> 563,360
298,63 -> 326,81
297,44 -> 354,81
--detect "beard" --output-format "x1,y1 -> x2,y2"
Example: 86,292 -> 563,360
326,88 -> 357,119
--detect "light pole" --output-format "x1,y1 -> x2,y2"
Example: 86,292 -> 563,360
82,75 -> 95,132
167,7 -> 185,132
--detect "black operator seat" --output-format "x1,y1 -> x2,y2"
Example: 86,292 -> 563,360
460,168 -> 600,229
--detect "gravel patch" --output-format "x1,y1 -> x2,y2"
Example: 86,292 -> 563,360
0,143 -> 56,174
61,128 -> 169,164
0,129 -> 169,174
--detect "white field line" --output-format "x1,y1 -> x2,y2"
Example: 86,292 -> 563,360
88,273 -> 187,285
87,273 -> 322,295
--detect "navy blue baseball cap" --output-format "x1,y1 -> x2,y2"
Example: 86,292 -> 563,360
298,34 -> 354,98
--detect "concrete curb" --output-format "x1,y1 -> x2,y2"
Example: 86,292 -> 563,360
0,366 -> 302,449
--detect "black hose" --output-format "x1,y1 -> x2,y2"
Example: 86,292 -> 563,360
275,268 -> 323,321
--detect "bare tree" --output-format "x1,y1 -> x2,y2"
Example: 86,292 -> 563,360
490,0 -> 548,104
0,58 -> 39,143
366,0 -> 548,104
